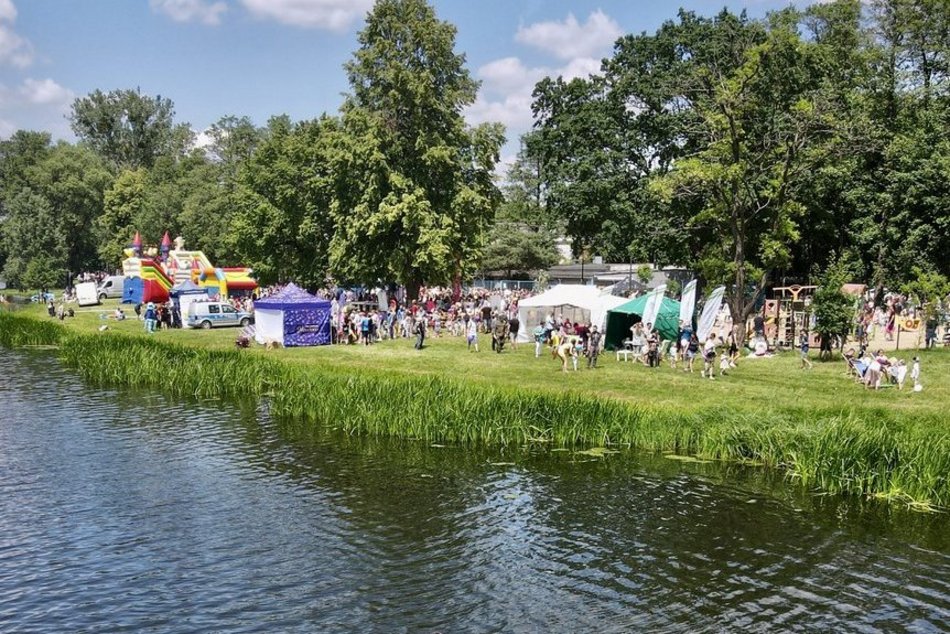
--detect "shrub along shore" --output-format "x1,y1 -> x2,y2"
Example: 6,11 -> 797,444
1,310 -> 947,509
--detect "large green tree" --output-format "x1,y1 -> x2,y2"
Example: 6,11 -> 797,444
69,88 -> 193,169
652,11 -> 833,339
1,190 -> 67,289
98,168 -> 149,267
230,115 -> 338,286
0,130 -> 53,273
27,144 -> 113,275
328,0 -> 503,297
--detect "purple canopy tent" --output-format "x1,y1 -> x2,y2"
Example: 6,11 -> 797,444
253,283 -> 332,347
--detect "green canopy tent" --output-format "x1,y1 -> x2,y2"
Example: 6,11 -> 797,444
604,295 -> 682,350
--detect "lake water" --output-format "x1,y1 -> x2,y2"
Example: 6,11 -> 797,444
1,349 -> 948,632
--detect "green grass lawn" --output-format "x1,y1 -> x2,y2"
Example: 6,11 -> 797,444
17,297 -> 949,420
5,298 -> 949,507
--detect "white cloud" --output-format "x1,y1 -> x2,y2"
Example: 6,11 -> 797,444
465,56 -> 602,132
192,127 -> 215,150
515,10 -> 622,61
477,57 -> 547,95
0,78 -> 75,139
150,0 -> 228,26
0,0 -> 32,68
0,117 -> 14,139
240,0 -> 373,31
0,0 -> 16,22
18,78 -> 74,106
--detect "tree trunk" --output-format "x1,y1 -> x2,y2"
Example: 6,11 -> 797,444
405,278 -> 422,302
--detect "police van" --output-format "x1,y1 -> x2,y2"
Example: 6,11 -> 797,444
186,301 -> 253,329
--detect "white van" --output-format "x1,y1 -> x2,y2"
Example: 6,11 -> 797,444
75,281 -> 100,307
187,301 -> 253,329
97,275 -> 126,300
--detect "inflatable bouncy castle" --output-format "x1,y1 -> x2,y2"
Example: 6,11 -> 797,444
164,235 -> 256,298
122,232 -> 174,304
121,232 -> 256,304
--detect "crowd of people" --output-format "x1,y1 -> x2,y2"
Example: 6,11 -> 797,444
324,286 -> 531,352
15,276 -> 944,392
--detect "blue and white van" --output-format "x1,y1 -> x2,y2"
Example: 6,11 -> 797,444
187,301 -> 253,329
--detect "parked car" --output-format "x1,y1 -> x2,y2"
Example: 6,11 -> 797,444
97,275 -> 126,300
187,301 -> 253,329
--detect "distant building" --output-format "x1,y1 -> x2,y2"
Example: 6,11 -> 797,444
546,262 -> 692,292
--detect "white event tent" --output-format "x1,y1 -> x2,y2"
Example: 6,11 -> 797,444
516,284 -> 627,343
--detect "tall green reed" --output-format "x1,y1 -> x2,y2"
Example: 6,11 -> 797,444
1,312 -> 946,509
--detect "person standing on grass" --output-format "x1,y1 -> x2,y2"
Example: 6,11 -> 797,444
492,315 -> 509,354
144,302 -> 157,334
414,311 -> 427,350
684,334 -> 699,373
701,336 -> 716,379
587,326 -> 602,369
533,322 -> 545,358
727,328 -> 740,367
800,330 -> 813,369
508,312 -> 520,350
466,315 -> 479,352
719,350 -> 730,376
359,311 -> 371,345
925,317 -> 937,349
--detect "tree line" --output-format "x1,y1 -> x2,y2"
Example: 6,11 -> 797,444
0,0 -> 947,316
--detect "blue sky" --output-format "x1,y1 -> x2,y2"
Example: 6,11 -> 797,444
0,0 -> 807,161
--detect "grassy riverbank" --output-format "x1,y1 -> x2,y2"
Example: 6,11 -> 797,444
1,304 -> 948,509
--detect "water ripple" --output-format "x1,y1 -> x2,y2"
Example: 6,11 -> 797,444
1,349 -> 948,633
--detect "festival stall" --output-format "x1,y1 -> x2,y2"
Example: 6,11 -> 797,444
604,294 -> 682,350
253,284 -> 332,347
516,285 -> 626,342
170,280 -> 210,320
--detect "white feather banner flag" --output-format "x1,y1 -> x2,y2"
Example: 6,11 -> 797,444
641,284 -> 666,330
697,286 -> 725,343
679,279 -> 697,327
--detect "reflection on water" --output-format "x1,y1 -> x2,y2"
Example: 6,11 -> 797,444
1,349 -> 948,632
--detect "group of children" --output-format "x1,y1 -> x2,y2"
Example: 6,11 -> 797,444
845,347 -> 922,391
621,320 -> 739,380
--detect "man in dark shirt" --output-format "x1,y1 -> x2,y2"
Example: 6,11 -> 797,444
587,326 -> 602,368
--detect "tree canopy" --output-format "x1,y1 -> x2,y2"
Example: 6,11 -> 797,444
328,0 -> 503,297
0,0 -> 946,307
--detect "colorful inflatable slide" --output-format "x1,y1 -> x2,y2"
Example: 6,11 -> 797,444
121,232 -> 256,304
122,256 -> 174,304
